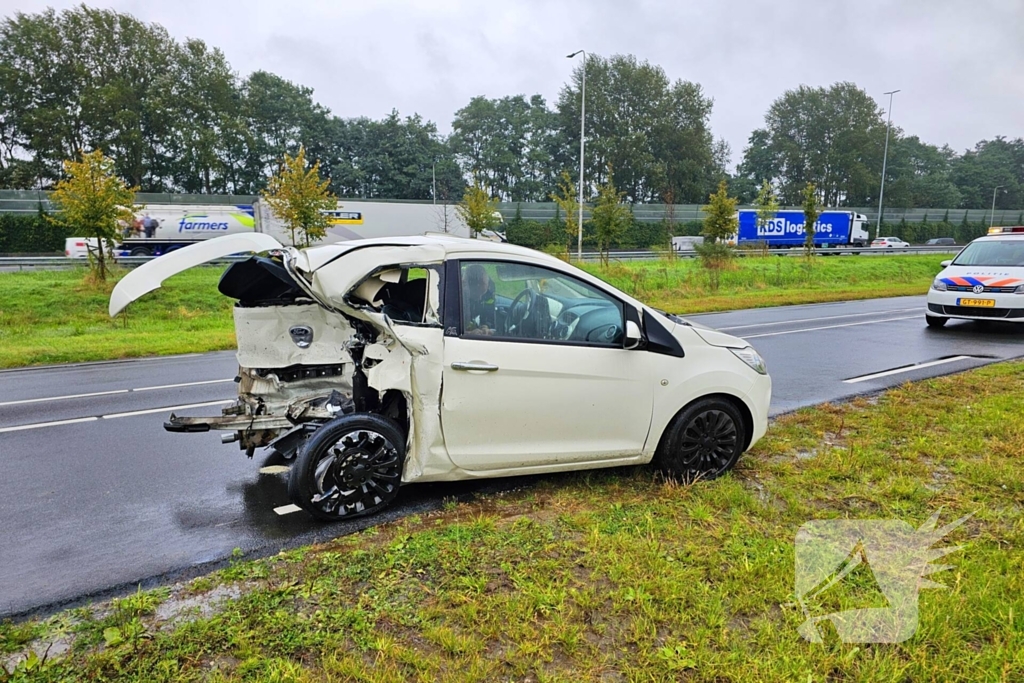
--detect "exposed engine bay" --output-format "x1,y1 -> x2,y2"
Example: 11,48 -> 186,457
163,250 -> 441,475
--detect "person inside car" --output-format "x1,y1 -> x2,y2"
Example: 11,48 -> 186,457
463,264 -> 496,335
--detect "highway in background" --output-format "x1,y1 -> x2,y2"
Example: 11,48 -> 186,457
1,295 -> 1022,617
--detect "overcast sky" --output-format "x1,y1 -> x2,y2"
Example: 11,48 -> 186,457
4,0 -> 1022,168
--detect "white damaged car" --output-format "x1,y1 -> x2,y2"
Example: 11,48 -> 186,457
926,228 -> 1024,327
110,234 -> 771,521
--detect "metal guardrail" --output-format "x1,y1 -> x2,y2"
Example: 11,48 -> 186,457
573,245 -> 962,262
0,246 -> 960,271
0,255 -> 249,272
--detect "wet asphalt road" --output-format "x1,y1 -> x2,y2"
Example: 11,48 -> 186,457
1,295 -> 1022,617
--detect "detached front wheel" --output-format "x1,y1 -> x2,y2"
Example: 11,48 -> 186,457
654,398 -> 746,483
288,414 -> 405,521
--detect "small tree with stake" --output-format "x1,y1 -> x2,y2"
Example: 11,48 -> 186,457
48,149 -> 136,283
551,170 -> 581,251
696,180 -> 738,290
802,182 -> 819,259
262,146 -> 335,247
591,166 -> 630,266
456,182 -> 501,238
753,179 -> 780,255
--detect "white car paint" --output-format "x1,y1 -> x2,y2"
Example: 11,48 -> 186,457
871,237 -> 910,248
109,233 -> 772,517
926,233 -> 1024,324
109,232 -> 283,316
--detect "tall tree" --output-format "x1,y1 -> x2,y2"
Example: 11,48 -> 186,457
450,94 -> 559,201
557,54 -> 717,204
950,137 -> 1024,210
739,82 -> 888,206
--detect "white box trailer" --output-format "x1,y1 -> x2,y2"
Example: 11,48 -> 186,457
67,200 -> 502,258
252,199 -> 475,244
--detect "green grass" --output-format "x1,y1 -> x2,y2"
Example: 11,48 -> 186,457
0,254 -> 944,368
580,253 -> 942,314
0,267 -> 236,368
3,362 -> 1021,681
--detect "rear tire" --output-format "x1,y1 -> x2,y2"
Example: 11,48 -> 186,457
654,398 -> 746,483
925,315 -> 948,328
129,247 -> 152,256
288,414 -> 405,521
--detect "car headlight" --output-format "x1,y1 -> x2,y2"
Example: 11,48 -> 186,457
931,278 -> 947,291
1015,284 -> 1024,295
730,346 -> 767,375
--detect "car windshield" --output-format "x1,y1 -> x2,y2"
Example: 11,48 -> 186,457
952,240 -> 1024,267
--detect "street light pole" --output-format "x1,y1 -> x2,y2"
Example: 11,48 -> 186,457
875,89 -> 900,235
567,50 -> 586,261
990,185 -> 1004,227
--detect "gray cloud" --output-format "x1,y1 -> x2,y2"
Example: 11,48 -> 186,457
3,0 -> 1021,167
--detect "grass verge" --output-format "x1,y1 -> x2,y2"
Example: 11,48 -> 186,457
0,254 -> 943,368
3,362 -> 1021,681
578,253 -> 940,313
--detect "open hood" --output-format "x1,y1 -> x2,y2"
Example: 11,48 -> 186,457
109,233 -> 284,316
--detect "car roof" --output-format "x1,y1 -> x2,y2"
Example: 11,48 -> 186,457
970,234 -> 1024,243
301,233 -> 568,270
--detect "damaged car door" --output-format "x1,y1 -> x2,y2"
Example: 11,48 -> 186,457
440,259 -> 655,471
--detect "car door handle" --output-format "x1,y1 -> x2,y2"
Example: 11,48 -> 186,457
451,361 -> 499,372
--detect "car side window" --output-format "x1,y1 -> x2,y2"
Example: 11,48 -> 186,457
459,260 -> 625,346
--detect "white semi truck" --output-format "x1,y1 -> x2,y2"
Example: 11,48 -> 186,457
66,199 -> 499,258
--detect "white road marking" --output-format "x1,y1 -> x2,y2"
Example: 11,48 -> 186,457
715,307 -> 923,331
101,400 -> 233,420
0,416 -> 99,434
273,504 -> 302,516
744,315 -> 920,339
0,379 -> 235,407
843,356 -> 975,384
134,379 -> 234,392
259,465 -> 292,475
0,389 -> 128,407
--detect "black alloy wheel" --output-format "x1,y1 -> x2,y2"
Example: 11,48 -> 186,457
288,414 -> 405,521
654,398 -> 746,483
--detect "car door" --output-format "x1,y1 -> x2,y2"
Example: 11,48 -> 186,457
440,259 -> 655,471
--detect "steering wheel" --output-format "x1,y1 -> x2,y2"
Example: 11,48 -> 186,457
508,288 -> 537,337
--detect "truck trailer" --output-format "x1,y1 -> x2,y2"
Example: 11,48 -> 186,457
736,210 -> 869,248
67,200 -> 495,258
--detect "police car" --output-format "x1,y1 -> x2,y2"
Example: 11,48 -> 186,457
926,227 -> 1024,327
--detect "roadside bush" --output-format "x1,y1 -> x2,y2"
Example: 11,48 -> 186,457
0,212 -> 69,253
505,218 -> 556,249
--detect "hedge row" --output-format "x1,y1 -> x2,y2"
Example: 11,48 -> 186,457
0,212 -> 70,254
504,206 -> 705,251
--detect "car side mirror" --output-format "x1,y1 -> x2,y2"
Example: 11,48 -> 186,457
624,320 -> 643,350
940,260 -> 951,268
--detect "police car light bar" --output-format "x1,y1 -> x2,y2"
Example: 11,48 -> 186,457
988,226 -> 1024,234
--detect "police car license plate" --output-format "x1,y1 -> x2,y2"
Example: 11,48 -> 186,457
956,298 -> 996,307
